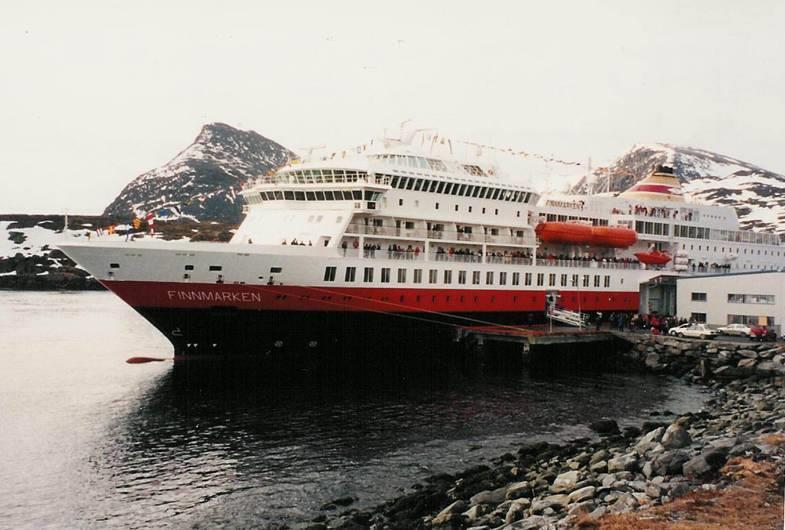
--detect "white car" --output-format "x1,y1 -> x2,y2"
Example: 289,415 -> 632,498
716,323 -> 753,337
674,324 -> 719,340
667,323 -> 691,336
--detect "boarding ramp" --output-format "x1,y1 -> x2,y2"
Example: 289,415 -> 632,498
547,308 -> 587,328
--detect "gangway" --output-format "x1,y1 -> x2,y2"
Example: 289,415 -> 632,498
547,308 -> 587,328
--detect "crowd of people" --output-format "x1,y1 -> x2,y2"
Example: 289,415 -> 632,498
610,205 -> 694,221
593,312 -> 689,334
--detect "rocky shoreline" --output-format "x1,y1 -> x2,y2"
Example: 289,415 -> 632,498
314,335 -> 785,529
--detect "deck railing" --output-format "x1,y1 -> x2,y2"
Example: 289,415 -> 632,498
337,249 -> 646,270
344,223 -> 536,247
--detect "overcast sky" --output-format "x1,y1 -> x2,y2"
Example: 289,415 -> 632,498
2,0 -> 783,214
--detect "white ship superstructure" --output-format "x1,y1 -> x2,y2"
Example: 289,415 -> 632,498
59,133 -> 785,355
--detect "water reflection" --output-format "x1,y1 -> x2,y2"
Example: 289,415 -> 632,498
84,354 -> 705,528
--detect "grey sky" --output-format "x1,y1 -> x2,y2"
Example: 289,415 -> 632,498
2,0 -> 783,214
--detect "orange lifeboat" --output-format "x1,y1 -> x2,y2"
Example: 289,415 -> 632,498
589,226 -> 637,248
535,222 -> 637,248
535,222 -> 592,245
634,250 -> 672,265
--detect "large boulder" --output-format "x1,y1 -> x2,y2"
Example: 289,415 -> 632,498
551,470 -> 580,493
650,450 -> 690,476
590,419 -> 620,435
661,424 -> 692,449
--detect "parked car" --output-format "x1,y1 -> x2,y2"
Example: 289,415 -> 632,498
716,323 -> 754,337
667,323 -> 691,336
749,326 -> 777,342
674,324 -> 718,340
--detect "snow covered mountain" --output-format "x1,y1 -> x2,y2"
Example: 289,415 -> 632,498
571,144 -> 785,235
104,123 -> 295,223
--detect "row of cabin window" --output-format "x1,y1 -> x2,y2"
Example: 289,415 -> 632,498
259,189 -> 382,202
324,266 -> 611,288
544,213 -> 609,226
386,174 -> 531,203
398,198 -> 510,216
277,169 -> 368,183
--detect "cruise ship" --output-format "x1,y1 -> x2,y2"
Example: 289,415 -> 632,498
59,132 -> 785,355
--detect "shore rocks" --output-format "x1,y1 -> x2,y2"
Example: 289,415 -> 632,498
322,336 -> 785,529
589,418 -> 620,435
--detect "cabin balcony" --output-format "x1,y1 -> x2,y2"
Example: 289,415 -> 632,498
344,223 -> 537,247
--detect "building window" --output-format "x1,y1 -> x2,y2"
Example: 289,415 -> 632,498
429,269 -> 438,284
728,293 -> 775,304
691,292 -> 707,302
458,270 -> 467,284
413,269 -> 422,284
486,271 -> 494,285
512,272 -> 520,286
472,271 -> 481,285
728,314 -> 775,326
691,312 -> 707,323
345,267 -> 356,282
397,268 -> 407,283
324,266 -> 337,281
381,268 -> 390,283
363,267 -> 374,282
499,272 -> 507,285
444,270 -> 452,284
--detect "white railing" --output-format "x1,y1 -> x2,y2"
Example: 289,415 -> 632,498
335,249 -> 646,270
344,223 -> 537,247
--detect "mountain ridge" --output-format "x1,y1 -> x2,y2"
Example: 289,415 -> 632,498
103,122 -> 295,223
571,143 -> 785,235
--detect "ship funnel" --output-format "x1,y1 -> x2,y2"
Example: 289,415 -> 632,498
619,164 -> 684,202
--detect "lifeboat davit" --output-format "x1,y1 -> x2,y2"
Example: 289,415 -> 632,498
634,250 -> 672,265
535,222 -> 637,248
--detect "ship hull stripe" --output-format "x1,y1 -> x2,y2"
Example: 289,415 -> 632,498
103,280 -> 640,313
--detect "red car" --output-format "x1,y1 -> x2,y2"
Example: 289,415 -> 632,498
749,326 -> 777,342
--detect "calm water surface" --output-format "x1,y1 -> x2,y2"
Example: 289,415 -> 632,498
0,291 -> 707,529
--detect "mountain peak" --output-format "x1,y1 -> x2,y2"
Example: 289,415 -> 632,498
103,123 -> 295,222
572,144 -> 785,235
